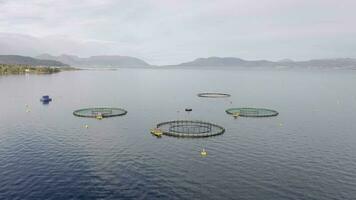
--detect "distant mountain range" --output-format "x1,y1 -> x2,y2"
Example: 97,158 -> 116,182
36,54 -> 149,67
176,57 -> 275,67
1,54 -> 356,69
0,55 -> 68,67
174,57 -> 356,69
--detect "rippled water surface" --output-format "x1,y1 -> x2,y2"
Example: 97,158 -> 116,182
1,68 -> 356,199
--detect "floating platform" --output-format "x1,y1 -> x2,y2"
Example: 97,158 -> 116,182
156,120 -> 225,138
73,107 -> 127,118
197,92 -> 231,98
226,107 -> 279,117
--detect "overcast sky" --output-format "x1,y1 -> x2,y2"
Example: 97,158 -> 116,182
0,0 -> 356,65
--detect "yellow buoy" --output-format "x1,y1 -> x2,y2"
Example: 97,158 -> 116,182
200,149 -> 207,156
150,128 -> 163,137
233,112 -> 240,118
84,125 -> 89,128
96,114 -> 103,120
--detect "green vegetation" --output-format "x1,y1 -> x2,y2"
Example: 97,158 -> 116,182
0,64 -> 74,75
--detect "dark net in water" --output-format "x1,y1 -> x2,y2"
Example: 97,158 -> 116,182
226,107 -> 279,117
73,107 -> 127,118
157,120 -> 225,138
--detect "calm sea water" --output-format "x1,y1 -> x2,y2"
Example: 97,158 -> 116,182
0,68 -> 356,200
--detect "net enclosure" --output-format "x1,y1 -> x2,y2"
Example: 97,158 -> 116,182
197,92 -> 231,98
226,107 -> 279,117
156,120 -> 225,138
73,107 -> 127,118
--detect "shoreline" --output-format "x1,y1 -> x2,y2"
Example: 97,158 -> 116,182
0,64 -> 77,75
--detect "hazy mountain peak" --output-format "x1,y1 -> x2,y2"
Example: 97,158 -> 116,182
59,54 -> 80,59
278,59 -> 294,63
0,55 -> 68,66
179,56 -> 272,67
36,54 -> 150,67
171,56 -> 356,69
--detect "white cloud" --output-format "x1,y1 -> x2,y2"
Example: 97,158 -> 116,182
0,0 -> 356,64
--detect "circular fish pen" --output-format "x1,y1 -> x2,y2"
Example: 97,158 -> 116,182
156,120 -> 225,138
197,92 -> 231,98
73,107 -> 127,118
226,107 -> 278,117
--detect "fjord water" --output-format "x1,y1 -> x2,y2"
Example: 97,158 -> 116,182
1,68 -> 356,199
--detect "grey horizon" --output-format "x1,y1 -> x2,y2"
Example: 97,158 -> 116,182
1,54 -> 356,69
1,0 -> 356,65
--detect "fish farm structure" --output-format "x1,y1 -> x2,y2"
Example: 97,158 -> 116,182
156,120 -> 225,138
197,92 -> 231,98
73,107 -> 127,118
226,107 -> 279,117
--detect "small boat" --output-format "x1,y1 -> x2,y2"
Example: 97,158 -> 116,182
150,128 -> 163,137
185,108 -> 192,112
40,95 -> 52,103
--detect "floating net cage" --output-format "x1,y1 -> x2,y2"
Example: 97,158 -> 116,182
73,107 -> 127,118
226,107 -> 279,117
156,120 -> 225,138
197,92 -> 231,98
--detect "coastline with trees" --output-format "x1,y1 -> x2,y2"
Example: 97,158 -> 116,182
0,64 -> 74,75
